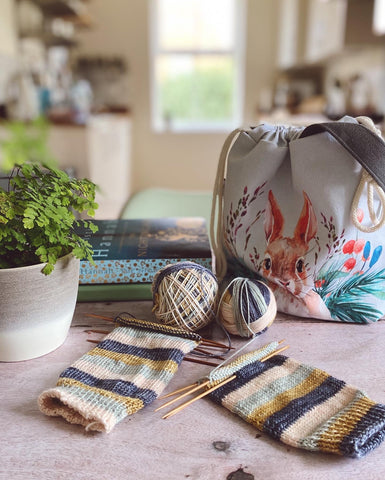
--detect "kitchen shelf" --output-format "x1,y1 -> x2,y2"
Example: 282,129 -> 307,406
30,0 -> 93,28
19,30 -> 78,47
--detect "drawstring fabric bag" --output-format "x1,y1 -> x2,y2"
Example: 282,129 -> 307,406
211,116 -> 385,323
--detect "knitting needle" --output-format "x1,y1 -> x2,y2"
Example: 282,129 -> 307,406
258,344 -> 289,361
155,379 -> 211,411
161,339 -> 287,400
194,347 -> 226,360
159,382 -> 201,400
85,338 -> 221,366
85,313 -> 115,322
85,313 -> 232,348
155,344 -> 287,412
201,338 -> 235,349
162,375 -> 237,419
200,343 -> 234,352
161,343 -> 290,419
183,357 -> 220,367
84,329 -> 111,335
84,330 -> 224,365
85,314 -> 231,347
85,335 -> 224,359
84,340 -> 222,367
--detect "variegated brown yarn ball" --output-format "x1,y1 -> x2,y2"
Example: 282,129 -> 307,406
152,261 -> 218,332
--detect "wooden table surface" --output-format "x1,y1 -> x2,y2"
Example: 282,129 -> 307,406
1,300 -> 385,480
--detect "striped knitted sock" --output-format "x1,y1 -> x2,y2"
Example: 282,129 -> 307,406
38,315 -> 201,433
208,353 -> 385,458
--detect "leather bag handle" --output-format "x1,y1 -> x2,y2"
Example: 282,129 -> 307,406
301,121 -> 385,232
300,122 -> 385,191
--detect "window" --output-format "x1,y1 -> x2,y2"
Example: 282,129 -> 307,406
150,0 -> 246,132
373,0 -> 385,35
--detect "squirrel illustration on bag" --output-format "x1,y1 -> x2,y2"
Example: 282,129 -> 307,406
262,190 -> 332,319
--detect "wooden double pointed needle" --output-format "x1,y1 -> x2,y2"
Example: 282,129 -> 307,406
84,313 -> 233,349
157,341 -> 289,419
161,375 -> 237,419
155,379 -> 212,412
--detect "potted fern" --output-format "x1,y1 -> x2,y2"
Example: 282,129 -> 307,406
0,123 -> 98,361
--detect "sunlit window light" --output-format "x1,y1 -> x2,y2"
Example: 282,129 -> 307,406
373,0 -> 385,35
150,0 -> 246,132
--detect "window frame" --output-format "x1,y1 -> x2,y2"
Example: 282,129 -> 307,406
149,0 -> 246,133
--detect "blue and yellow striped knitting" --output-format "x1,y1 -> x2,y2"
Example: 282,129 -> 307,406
38,315 -> 201,432
208,351 -> 385,458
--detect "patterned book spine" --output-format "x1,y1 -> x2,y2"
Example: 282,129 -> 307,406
79,257 -> 212,284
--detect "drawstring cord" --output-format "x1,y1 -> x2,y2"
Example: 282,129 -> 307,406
352,117 -> 385,233
210,128 -> 243,280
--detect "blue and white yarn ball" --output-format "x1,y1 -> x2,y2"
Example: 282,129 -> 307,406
218,277 -> 276,337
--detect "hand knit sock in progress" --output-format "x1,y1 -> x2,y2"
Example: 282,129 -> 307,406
208,353 -> 385,458
38,314 -> 201,433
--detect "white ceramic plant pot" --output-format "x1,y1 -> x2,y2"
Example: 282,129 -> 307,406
0,253 -> 80,362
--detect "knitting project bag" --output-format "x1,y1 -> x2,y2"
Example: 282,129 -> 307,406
211,116 -> 385,323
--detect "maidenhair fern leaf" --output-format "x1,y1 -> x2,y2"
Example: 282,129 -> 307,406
0,162 -> 98,273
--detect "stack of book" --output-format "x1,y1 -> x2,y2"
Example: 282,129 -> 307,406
76,217 -> 213,302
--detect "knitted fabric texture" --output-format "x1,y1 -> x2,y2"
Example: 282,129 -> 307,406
208,353 -> 385,458
38,315 -> 201,433
208,340 -> 280,385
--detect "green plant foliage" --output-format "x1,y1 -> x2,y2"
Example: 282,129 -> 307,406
316,259 -> 385,323
0,117 -> 56,172
160,62 -> 234,123
0,163 -> 98,274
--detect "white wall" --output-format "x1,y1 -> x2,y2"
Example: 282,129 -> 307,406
77,0 -> 279,194
0,0 -> 19,104
325,46 -> 385,115
0,0 -> 18,56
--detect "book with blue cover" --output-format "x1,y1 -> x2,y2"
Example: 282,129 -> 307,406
77,217 -> 212,285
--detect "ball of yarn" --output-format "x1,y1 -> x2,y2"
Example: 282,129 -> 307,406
218,278 -> 276,337
152,261 -> 218,332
